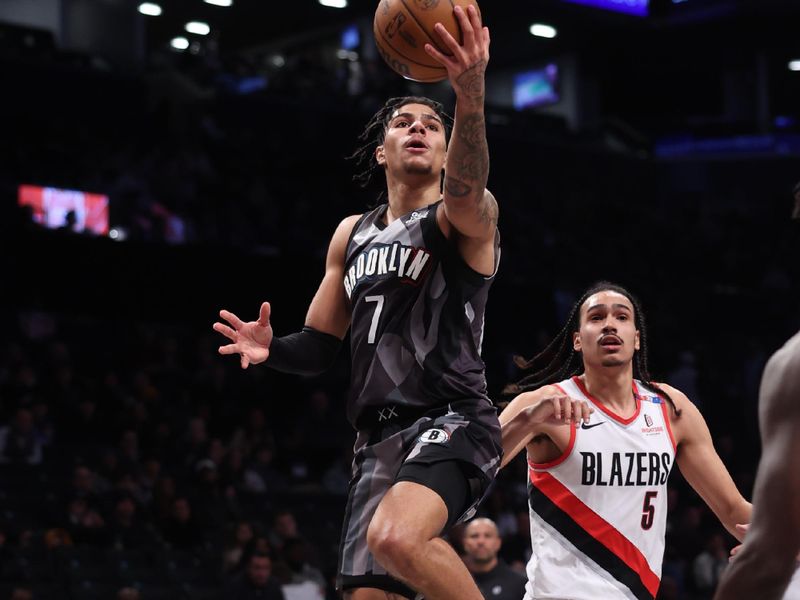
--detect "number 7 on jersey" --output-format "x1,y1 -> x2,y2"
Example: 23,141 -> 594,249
365,295 -> 384,344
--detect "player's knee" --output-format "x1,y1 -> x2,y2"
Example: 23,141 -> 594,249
366,517 -> 416,568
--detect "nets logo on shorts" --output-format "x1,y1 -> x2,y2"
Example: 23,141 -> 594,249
419,428 -> 450,444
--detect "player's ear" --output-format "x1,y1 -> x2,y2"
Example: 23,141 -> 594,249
634,330 -> 640,351
375,145 -> 386,165
573,331 -> 582,352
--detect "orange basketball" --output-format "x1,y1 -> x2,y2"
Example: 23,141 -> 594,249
373,0 -> 481,83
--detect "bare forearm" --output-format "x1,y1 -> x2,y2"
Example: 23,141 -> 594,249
444,60 -> 491,225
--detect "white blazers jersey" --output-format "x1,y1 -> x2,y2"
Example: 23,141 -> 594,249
525,376 -> 677,600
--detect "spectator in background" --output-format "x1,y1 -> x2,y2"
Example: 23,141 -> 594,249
223,520 -> 255,574
268,509 -> 299,555
691,531 -> 729,598
279,537 -> 326,591
160,496 -> 204,549
461,518 -> 527,600
224,551 -> 286,600
0,407 -> 45,464
117,587 -> 140,600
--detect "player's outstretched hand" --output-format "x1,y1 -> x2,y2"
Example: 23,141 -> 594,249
213,302 -> 273,369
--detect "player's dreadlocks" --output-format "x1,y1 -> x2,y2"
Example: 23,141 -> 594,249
348,95 -> 453,198
504,281 -> 682,417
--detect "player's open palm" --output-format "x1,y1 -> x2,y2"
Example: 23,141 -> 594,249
528,393 -> 593,426
213,302 -> 273,369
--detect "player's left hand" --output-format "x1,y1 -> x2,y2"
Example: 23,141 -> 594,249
424,4 -> 489,102
728,523 -> 748,561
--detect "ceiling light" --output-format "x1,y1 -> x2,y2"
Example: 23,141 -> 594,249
789,60 -> 800,72
204,0 -> 233,6
319,0 -> 348,7
185,21 -> 211,35
138,2 -> 162,16
170,37 -> 189,50
530,23 -> 557,39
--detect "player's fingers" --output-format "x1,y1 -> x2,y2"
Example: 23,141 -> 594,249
465,5 -> 482,36
454,5 -> 475,42
483,26 -> 490,48
218,344 -> 239,355
551,397 -> 562,420
433,22 -> 462,55
424,42 -> 455,68
563,397 -> 573,422
258,302 -> 271,327
219,309 -> 244,329
581,401 -> 593,422
735,523 -> 749,533
240,355 -> 249,369
212,322 -> 237,342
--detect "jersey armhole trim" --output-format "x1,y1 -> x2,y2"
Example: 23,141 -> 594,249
659,400 -> 677,453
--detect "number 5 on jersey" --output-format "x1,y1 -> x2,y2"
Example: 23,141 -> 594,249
365,295 -> 384,344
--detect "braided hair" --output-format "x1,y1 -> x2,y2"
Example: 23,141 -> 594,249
503,281 -> 682,417
792,180 -> 800,221
348,96 -> 453,200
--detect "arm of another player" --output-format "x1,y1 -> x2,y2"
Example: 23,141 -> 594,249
425,5 -> 497,275
499,386 -> 592,468
214,215 -> 358,372
713,332 -> 800,600
663,383 -> 752,541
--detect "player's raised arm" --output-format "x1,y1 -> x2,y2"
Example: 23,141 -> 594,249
425,5 -> 497,247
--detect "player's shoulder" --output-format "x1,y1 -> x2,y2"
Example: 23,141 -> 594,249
649,382 -> 691,407
762,330 -> 800,412
331,213 -> 364,241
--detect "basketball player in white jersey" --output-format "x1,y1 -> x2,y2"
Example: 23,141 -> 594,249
499,281 -> 752,600
214,6 -> 504,600
713,185 -> 800,600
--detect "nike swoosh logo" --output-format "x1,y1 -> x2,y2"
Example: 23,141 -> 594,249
581,422 -> 606,430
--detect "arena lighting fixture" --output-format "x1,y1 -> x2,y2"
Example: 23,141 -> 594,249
530,23 -> 557,38
204,0 -> 232,5
319,0 -> 348,8
138,2 -> 162,16
171,36 -> 189,50
789,60 -> 800,72
185,21 -> 211,35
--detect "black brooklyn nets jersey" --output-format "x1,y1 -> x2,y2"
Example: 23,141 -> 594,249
343,200 -> 500,428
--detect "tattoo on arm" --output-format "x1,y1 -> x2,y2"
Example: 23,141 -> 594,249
478,191 -> 499,226
455,60 -> 486,105
449,113 -> 489,188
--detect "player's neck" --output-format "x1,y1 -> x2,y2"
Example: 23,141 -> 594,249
579,366 -> 636,415
384,179 -> 441,224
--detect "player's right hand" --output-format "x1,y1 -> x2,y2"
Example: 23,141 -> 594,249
213,302 -> 273,369
527,393 -> 593,426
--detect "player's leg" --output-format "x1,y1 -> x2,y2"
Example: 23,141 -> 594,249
336,429 -> 420,600
367,465 -> 484,600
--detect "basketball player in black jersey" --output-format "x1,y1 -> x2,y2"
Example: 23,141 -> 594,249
214,5 -> 501,600
713,184 -> 800,600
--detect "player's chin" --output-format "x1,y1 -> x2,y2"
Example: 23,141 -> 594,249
600,357 -> 627,368
403,163 -> 434,176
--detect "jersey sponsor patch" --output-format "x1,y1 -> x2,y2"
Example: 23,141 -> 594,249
419,428 -> 450,444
